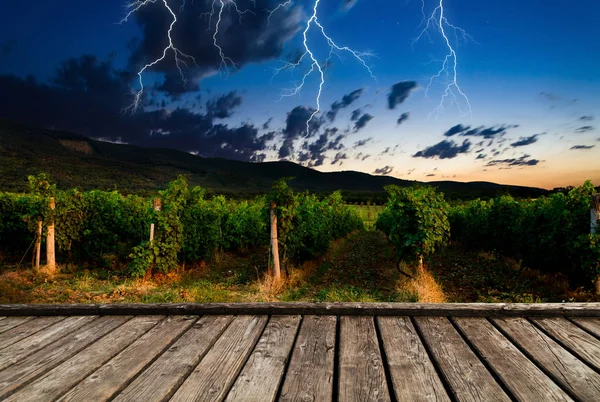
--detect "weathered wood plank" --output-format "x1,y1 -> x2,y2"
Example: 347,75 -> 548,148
2,302 -> 600,317
56,315 -> 195,402
570,317 -> 600,338
455,317 -> 572,402
532,317 -> 600,371
170,315 -> 268,402
0,316 -> 131,399
494,317 -> 600,401
114,315 -> 234,402
338,316 -> 390,402
377,317 -> 450,402
279,315 -> 337,402
414,317 -> 510,402
225,315 -> 301,402
0,315 -> 96,371
0,317 -> 33,335
0,316 -> 65,350
5,316 -> 162,402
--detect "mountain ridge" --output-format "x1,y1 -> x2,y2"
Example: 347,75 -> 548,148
0,119 -> 548,198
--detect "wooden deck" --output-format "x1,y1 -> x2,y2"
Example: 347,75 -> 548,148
0,303 -> 600,401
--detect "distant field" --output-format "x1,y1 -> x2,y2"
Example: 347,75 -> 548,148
348,204 -> 385,227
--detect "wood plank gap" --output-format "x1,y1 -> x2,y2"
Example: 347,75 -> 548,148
0,316 -> 67,351
219,314 -> 273,402
273,315 -> 304,402
527,317 -> 600,375
372,317 -> 398,402
0,316 -> 134,400
0,317 -> 34,335
333,315 -> 341,402
409,317 -> 459,402
446,317 -> 518,402
566,317 -> 600,340
7,316 -> 165,402
487,318 -> 583,402
104,316 -> 199,402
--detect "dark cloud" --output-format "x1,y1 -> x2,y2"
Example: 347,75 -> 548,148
355,152 -> 370,161
511,134 -> 540,147
476,154 -> 486,159
443,123 -> 517,139
350,108 -> 362,122
575,126 -> 594,133
580,116 -> 594,121
353,137 -> 373,148
205,91 -> 242,118
0,55 -> 273,162
128,0 -> 303,98
296,127 -> 345,167
396,112 -> 410,126
413,139 -> 471,159
278,105 -> 323,158
486,154 -> 540,167
570,145 -> 595,150
331,152 -> 348,165
426,174 -> 435,177
326,88 -> 363,122
262,117 -> 273,130
353,113 -> 373,132
387,81 -> 417,109
373,166 -> 393,175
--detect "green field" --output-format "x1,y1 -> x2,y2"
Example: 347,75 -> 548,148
348,205 -> 386,227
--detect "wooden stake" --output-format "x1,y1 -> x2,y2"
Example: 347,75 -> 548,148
35,220 -> 42,273
150,198 -> 161,242
270,201 -> 281,281
45,197 -> 56,275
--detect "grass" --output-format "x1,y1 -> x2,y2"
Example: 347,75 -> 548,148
1,230 -> 597,305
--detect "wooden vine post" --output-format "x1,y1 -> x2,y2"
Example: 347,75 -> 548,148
45,197 -> 56,275
270,201 -> 281,281
591,193 -> 600,294
150,198 -> 161,242
34,220 -> 42,273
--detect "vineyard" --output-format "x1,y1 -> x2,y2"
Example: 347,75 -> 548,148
0,174 -> 599,303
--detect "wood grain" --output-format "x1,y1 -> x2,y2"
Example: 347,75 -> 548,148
57,316 -> 195,402
377,316 -> 450,402
5,315 -> 162,402
0,316 -> 65,350
279,315 -> 337,402
0,316 -> 130,399
414,317 -> 510,402
455,317 -> 572,402
0,317 -> 34,335
2,302 -> 600,317
532,317 -> 600,371
338,316 -> 390,402
0,315 -> 96,371
114,315 -> 234,402
569,317 -> 600,338
494,317 -> 600,401
225,315 -> 301,402
170,315 -> 268,402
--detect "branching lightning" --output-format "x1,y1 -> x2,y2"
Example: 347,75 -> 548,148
120,0 -> 197,114
413,0 -> 474,119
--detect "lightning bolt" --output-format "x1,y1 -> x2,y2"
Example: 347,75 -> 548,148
121,0 -> 376,144
413,0 -> 474,119
270,0 -> 376,139
120,0 -> 197,114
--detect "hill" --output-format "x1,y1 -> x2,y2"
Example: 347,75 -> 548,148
0,119 -> 548,199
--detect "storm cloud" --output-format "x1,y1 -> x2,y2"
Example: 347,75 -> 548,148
373,166 -> 393,175
486,154 -> 540,167
326,88 -> 364,122
443,123 -> 518,139
413,139 -> 471,159
396,112 -> 410,126
575,126 -> 594,133
387,81 -> 417,109
511,134 -> 540,147
353,113 -> 373,132
570,145 -> 595,150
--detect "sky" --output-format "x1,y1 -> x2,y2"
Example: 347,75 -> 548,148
0,0 -> 599,189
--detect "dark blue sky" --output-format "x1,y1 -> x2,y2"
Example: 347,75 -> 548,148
1,0 -> 599,188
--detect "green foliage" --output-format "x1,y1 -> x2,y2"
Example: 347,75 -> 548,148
449,181 -> 600,285
376,185 -> 450,263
